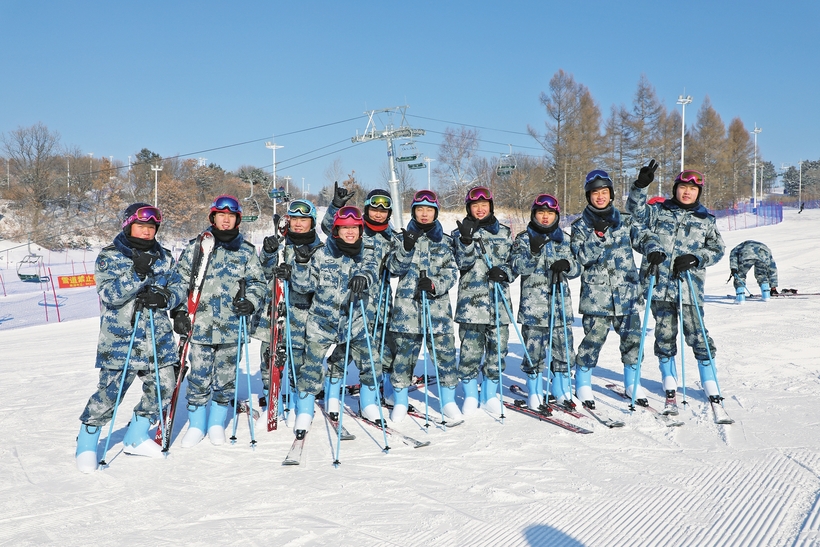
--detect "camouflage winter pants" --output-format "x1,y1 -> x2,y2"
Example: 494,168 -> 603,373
733,260 -> 778,290
326,327 -> 397,377
456,323 -> 509,380
521,324 -> 575,374
186,343 -> 240,407
79,366 -> 175,427
576,314 -> 642,368
260,306 -> 309,392
390,332 -> 458,389
651,300 -> 716,361
299,329 -> 377,396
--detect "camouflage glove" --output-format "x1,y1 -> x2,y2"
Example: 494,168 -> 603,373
456,218 -> 479,245
132,250 -> 157,280
635,159 -> 658,189
263,235 -> 279,254
331,181 -> 355,208
673,254 -> 699,276
402,228 -> 422,252
487,266 -> 508,283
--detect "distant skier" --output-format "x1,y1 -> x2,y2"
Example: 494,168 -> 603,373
75,203 -> 184,473
729,240 -> 778,303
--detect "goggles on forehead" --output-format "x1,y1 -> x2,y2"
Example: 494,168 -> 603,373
288,200 -> 315,217
466,186 -> 493,202
675,170 -> 704,186
585,170 -> 613,184
337,206 -> 363,221
122,206 -> 162,228
412,189 -> 439,206
533,194 -> 560,212
211,195 -> 242,213
364,194 -> 392,209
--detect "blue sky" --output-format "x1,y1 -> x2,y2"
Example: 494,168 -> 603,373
1,1 -> 817,196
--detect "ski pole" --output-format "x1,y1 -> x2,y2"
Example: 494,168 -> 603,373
283,281 -> 299,422
631,266 -> 657,410
99,303 -> 142,467
419,273 -> 431,430
491,281 -> 505,422
421,289 -> 446,429
148,308 -> 167,454
333,298 -> 356,467
557,273 -> 573,405
545,282 -> 557,407
360,298 -> 390,450
372,268 -> 389,340
685,270 -> 723,399
230,280 -> 247,444
242,316 -> 257,447
677,277 -> 687,406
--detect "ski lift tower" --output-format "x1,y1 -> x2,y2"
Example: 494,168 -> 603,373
351,106 -> 425,227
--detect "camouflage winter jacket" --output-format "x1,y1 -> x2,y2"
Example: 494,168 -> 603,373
729,241 -> 778,285
571,206 -> 663,317
627,184 -> 725,306
94,232 -> 184,370
387,220 -> 458,336
174,228 -> 267,346
450,218 -> 513,325
510,224 -> 580,327
290,236 -> 379,341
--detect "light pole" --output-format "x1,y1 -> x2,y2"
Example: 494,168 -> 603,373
302,177 -> 305,198
265,140 -> 284,215
752,125 -> 761,210
424,157 -> 434,190
799,160 -> 804,209
151,164 -> 163,207
677,94 -> 692,172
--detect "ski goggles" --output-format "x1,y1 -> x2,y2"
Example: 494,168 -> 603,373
364,194 -> 392,209
287,200 -> 316,218
466,186 -> 493,202
533,194 -> 560,212
336,206 -> 363,221
122,206 -> 162,228
411,189 -> 439,208
210,195 -> 242,213
675,170 -> 704,186
585,169 -> 613,184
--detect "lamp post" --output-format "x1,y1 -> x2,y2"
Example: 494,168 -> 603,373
424,157 -> 434,190
752,125 -> 761,211
302,177 -> 305,198
265,140 -> 284,215
677,94 -> 692,172
799,160 -> 803,209
151,164 -> 163,207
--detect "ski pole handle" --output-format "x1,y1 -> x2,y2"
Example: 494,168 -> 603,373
237,278 -> 247,300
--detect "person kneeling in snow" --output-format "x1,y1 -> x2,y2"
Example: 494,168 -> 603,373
75,203 -> 184,473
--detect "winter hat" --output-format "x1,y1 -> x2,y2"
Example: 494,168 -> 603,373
672,170 -> 704,202
411,189 -> 440,222
332,206 -> 364,238
209,194 -> 243,226
465,185 -> 494,216
121,203 -> 161,235
364,189 -> 393,221
584,169 -> 614,206
287,199 -> 318,228
530,193 -> 560,225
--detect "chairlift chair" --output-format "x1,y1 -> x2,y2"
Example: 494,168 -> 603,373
408,162 -> 426,170
395,141 -> 420,163
17,254 -> 49,283
497,148 -> 516,177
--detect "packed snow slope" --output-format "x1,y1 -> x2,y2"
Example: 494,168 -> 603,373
1,209 -> 819,546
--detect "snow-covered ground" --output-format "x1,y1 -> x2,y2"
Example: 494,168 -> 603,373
1,209 -> 819,546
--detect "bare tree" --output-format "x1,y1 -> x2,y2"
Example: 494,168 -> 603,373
434,126 -> 480,208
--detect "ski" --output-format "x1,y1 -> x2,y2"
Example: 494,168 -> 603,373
155,231 -> 215,450
509,384 -> 586,419
268,214 -> 289,432
234,399 -> 261,421
503,400 -> 594,434
320,406 -> 356,441
384,402 -> 465,428
346,408 -> 430,448
346,374 -> 432,396
282,433 -> 306,465
606,384 -> 684,427
711,400 -> 735,425
662,396 -> 679,416
580,403 -> 625,428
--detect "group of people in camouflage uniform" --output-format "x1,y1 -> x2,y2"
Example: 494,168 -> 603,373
76,159 -> 732,472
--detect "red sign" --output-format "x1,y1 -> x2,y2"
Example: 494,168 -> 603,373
57,274 -> 96,288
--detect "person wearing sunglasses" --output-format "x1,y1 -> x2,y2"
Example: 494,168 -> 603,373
511,194 -> 581,411
286,206 -> 382,436
449,186 -> 514,416
570,169 -> 666,410
76,203 -> 185,472
628,163 -> 726,408
728,240 -> 778,303
172,194 -> 267,448
253,200 -> 322,421
386,189 -> 461,423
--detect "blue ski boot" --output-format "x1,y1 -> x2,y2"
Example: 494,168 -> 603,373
324,377 -> 342,421
575,366 -> 594,409
391,386 -> 409,423
525,373 -> 542,410
439,385 -> 463,421
181,404 -> 208,448
735,286 -> 745,304
623,364 -> 648,407
658,356 -> 678,399
550,369 -> 574,409
697,359 -> 721,402
123,413 -> 163,458
75,423 -> 101,473
359,384 -> 382,423
294,392 -> 315,438
480,377 -> 502,415
461,377 -> 479,415
382,373 -> 395,406
761,282 -> 771,302
207,401 -> 229,446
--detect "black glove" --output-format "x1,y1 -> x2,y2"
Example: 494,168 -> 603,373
418,276 -> 435,295
402,228 -> 422,252
529,234 -> 547,255
635,159 -> 658,189
348,275 -> 369,297
487,266 -> 509,283
331,181 -> 355,208
647,251 -> 667,265
263,235 -> 279,254
172,310 -> 191,335
294,245 -> 316,264
136,285 -> 171,309
591,216 -> 611,236
730,268 -> 738,276
132,250 -> 157,279
274,264 -> 292,280
673,254 -> 699,276
232,294 -> 255,317
456,218 -> 479,245
550,259 -> 570,273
